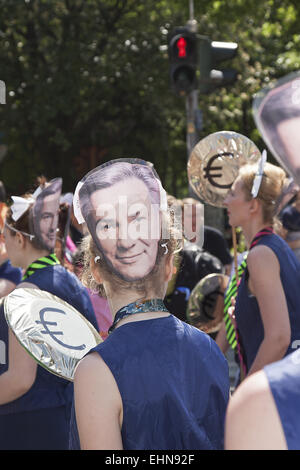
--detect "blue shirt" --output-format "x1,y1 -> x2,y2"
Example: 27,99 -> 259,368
69,315 -> 230,450
0,260 -> 22,285
264,349 -> 300,450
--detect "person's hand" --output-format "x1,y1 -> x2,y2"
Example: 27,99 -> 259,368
228,297 -> 236,327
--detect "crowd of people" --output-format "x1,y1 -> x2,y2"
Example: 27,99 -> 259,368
0,153 -> 299,450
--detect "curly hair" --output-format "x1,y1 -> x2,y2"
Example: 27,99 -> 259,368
79,207 -> 182,300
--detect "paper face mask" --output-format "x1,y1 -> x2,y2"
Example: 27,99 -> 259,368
253,71 -> 300,186
30,178 -> 63,251
73,159 -> 167,282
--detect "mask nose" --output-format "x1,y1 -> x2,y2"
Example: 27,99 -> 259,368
116,233 -> 136,251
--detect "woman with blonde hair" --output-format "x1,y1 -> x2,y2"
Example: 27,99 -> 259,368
69,158 -> 230,450
224,158 -> 300,378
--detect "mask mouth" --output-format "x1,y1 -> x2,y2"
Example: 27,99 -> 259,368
46,232 -> 56,240
116,252 -> 144,261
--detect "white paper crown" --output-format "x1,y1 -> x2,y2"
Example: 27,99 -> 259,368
11,186 -> 42,222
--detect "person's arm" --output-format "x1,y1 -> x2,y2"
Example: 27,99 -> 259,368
15,281 -> 39,290
0,328 -> 37,404
247,245 -> 291,376
74,352 -> 123,450
0,279 -> 17,298
215,321 -> 229,354
225,370 -> 287,450
0,281 -> 43,404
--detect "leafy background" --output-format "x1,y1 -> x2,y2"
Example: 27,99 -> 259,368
0,0 -> 299,228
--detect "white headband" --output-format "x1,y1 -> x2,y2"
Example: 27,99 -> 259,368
5,221 -> 35,241
251,149 -> 267,198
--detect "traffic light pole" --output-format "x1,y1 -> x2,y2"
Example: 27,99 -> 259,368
186,1 -> 200,196
186,89 -> 199,159
186,89 -> 202,199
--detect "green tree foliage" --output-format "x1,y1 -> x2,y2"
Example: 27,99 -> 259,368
0,0 -> 299,195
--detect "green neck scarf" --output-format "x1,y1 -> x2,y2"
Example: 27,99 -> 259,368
22,253 -> 60,281
224,253 -> 248,351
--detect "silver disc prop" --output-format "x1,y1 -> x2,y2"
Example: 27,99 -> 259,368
4,288 -> 102,381
253,71 -> 300,186
187,131 -> 261,280
186,273 -> 229,335
187,131 -> 261,208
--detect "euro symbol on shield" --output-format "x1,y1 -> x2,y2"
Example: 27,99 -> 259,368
203,153 -> 234,189
36,307 -> 86,351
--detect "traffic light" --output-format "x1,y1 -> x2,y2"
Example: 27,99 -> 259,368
168,27 -> 198,95
198,36 -> 238,94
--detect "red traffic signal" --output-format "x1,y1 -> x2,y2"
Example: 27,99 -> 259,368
177,37 -> 188,58
168,27 -> 198,95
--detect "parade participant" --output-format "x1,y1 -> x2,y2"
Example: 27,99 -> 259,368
0,180 -> 22,296
0,238 -> 22,297
0,178 -> 97,450
165,196 -> 224,322
225,348 -> 300,450
182,197 -> 232,274
72,248 -> 112,340
224,157 -> 300,377
279,191 -> 300,261
70,158 -> 230,450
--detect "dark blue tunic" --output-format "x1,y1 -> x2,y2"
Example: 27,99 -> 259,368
0,264 -> 97,450
0,260 -> 22,285
69,315 -> 230,450
235,233 -> 300,372
264,349 -> 300,450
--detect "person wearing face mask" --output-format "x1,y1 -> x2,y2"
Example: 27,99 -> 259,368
0,179 -> 97,450
69,159 -> 230,450
164,196 -> 224,323
0,181 -> 22,297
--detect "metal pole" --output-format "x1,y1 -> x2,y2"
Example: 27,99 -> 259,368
186,0 -> 198,160
186,0 -> 200,196
186,89 -> 199,159
187,0 -> 198,32
189,0 -> 194,21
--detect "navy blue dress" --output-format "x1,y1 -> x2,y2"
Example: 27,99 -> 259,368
0,260 -> 22,285
235,233 -> 300,372
0,264 -> 97,450
69,315 -> 230,450
264,349 -> 300,450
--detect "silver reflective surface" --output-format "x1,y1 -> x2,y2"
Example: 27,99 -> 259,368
188,131 -> 261,207
4,288 -> 102,381
187,273 -> 229,334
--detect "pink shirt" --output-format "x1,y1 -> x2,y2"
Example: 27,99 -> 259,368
88,290 -> 112,340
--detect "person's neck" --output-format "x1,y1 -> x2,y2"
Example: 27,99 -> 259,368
105,287 -> 168,324
22,248 -> 53,271
107,291 -> 154,318
239,218 -> 271,249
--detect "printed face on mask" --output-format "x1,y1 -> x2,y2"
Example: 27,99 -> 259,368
90,177 -> 160,281
38,193 -> 59,250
